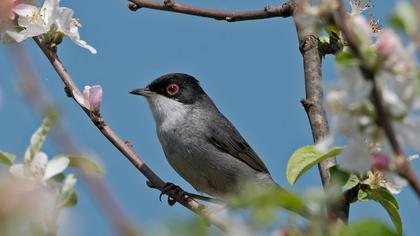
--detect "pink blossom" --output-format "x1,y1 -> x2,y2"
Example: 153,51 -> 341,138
371,153 -> 390,170
73,85 -> 103,112
376,29 -> 401,57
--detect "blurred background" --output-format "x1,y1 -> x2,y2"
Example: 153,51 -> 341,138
0,0 -> 418,235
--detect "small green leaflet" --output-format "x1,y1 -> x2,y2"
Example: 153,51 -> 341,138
367,187 -> 402,236
57,174 -> 78,208
24,115 -> 57,162
286,146 -> 343,185
333,219 -> 398,236
357,189 -> 369,202
342,174 -> 360,191
389,2 -> 417,34
66,155 -> 104,174
336,46 -> 359,66
0,151 -> 16,166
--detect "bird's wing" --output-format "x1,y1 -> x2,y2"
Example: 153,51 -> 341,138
206,116 -> 270,174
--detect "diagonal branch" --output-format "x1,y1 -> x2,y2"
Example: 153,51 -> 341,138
8,45 -> 141,236
334,0 -> 420,197
32,36 -> 227,231
128,0 -> 294,22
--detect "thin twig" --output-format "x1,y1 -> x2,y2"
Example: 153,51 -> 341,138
334,0 -> 420,197
128,0 -> 294,22
32,36 -> 227,231
292,0 -> 347,221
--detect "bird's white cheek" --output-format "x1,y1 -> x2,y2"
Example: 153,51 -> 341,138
146,95 -> 189,131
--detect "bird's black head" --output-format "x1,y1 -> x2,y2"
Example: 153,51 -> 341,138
130,73 -> 206,104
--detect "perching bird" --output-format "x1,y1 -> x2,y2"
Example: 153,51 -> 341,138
130,73 -> 278,199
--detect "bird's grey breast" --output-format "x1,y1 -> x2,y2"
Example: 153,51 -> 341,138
156,105 -> 224,194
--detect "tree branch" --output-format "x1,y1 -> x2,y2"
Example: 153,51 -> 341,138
292,0 -> 347,221
32,36 -> 227,231
334,0 -> 420,197
127,0 -> 349,222
128,0 -> 294,22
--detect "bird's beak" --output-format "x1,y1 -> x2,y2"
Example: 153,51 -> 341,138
129,87 -> 155,97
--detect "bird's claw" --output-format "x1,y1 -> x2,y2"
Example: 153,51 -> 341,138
159,182 -> 188,206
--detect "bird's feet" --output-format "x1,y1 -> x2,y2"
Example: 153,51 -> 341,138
147,181 -> 190,206
160,182 -> 189,206
146,181 -> 224,206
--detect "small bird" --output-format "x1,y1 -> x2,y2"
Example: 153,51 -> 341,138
130,73 -> 278,199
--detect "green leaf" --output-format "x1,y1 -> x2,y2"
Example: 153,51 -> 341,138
389,15 -> 405,32
325,25 -> 341,41
0,151 -> 16,166
357,189 -> 368,202
66,155 -> 104,174
286,146 -> 343,185
330,166 -> 349,185
52,173 -> 66,183
332,219 -> 398,236
24,115 -> 57,162
342,174 -> 360,191
319,36 -> 330,44
336,46 -> 359,66
57,174 -> 78,208
367,188 -> 402,235
389,2 -> 417,34
59,191 -> 78,208
228,183 -> 309,219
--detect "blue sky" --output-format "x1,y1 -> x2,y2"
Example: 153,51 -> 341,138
0,0 -> 418,235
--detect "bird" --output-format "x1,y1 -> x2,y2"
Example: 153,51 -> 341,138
130,73 -> 279,201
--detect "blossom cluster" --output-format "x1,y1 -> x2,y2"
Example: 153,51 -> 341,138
0,116 -> 78,234
325,1 -> 420,194
0,0 -> 96,53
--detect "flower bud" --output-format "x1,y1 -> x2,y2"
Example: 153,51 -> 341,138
371,153 -> 390,170
375,29 -> 401,57
83,85 -> 103,112
73,85 -> 103,112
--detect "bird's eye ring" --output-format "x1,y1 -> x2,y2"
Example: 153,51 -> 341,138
166,83 -> 179,96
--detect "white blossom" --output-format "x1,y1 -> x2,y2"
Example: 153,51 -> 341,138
10,152 -> 69,184
362,171 -> 404,194
3,0 -> 96,53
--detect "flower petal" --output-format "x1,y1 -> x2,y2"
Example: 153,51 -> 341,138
383,173 -> 406,194
55,7 -> 74,33
72,38 -> 97,54
13,3 -> 38,17
9,164 -> 26,178
40,0 -> 59,24
3,30 -> 27,43
87,85 -> 102,111
72,89 -> 89,110
43,156 -> 69,181
31,152 -> 48,174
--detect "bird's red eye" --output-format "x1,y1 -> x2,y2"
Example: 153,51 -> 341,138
166,83 -> 179,96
